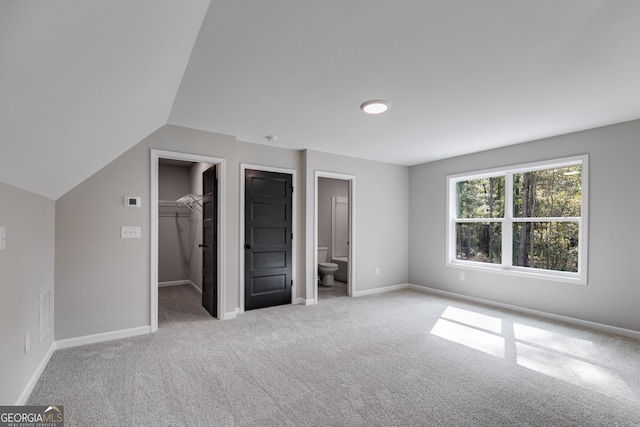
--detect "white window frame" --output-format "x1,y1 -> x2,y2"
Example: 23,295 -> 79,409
446,154 -> 589,285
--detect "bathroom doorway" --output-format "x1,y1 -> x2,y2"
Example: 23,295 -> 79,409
314,171 -> 355,302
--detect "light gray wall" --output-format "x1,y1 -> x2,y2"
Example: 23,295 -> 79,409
56,125 -> 237,339
305,150 -> 409,299
55,124 -> 409,341
0,182 -> 55,404
55,125 -> 308,340
158,164 -> 191,283
317,177 -> 349,261
409,119 -> 640,332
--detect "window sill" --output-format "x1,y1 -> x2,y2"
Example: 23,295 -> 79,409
447,261 -> 587,285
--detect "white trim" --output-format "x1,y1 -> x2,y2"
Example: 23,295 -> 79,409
447,155 -> 587,181
55,326 -> 151,350
352,283 -> 410,297
158,280 -> 201,294
302,298 -> 316,305
151,149 -> 227,330
240,163 -> 297,314
314,171 -> 356,305
446,154 -> 588,285
408,284 -> 640,341
15,342 -> 56,405
223,308 -> 240,320
158,280 -> 191,287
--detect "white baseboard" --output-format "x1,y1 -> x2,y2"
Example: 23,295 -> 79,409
55,325 -> 151,350
352,283 -> 410,297
222,308 -> 240,320
15,342 -> 56,405
158,280 -> 190,287
20,326 -> 151,403
189,281 -> 202,294
408,284 -> 640,340
159,280 -> 201,294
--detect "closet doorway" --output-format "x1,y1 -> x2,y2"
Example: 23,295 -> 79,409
150,150 -> 227,332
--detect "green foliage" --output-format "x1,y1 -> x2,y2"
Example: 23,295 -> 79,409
512,222 -> 579,272
456,223 -> 502,264
513,165 -> 581,218
457,176 -> 505,218
455,165 -> 582,273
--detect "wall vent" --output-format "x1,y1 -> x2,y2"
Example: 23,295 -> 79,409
39,288 -> 52,342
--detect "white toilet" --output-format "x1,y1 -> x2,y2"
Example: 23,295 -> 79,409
317,247 -> 339,287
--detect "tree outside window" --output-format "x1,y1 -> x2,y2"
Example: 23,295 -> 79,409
448,156 -> 588,283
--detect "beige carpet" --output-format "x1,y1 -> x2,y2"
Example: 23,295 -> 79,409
29,285 -> 640,426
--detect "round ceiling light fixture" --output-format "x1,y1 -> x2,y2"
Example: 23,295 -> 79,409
360,99 -> 389,114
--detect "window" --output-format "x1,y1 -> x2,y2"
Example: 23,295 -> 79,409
447,155 -> 588,284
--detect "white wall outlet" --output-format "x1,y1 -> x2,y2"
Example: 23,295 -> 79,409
375,267 -> 380,276
459,272 -> 465,281
25,332 -> 30,354
0,227 -> 6,250
121,226 -> 141,239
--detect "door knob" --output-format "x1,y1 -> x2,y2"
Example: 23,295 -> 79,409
245,244 -> 251,250
199,244 -> 209,248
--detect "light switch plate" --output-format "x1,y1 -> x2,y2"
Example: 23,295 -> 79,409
121,226 -> 141,239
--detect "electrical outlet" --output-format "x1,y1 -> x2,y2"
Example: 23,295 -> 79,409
375,267 -> 380,276
459,272 -> 465,281
121,226 -> 141,239
25,332 -> 30,354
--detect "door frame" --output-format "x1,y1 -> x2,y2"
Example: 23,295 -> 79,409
150,149 -> 227,331
314,171 -> 356,304
240,163 -> 297,313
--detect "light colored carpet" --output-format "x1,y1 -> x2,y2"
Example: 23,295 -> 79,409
29,285 -> 640,426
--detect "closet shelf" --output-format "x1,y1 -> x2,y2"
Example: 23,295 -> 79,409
158,193 -> 203,215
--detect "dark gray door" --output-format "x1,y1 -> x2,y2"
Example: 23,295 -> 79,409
201,165 -> 217,317
244,169 -> 293,311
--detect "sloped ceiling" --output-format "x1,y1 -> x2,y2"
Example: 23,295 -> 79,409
2,1 -> 640,200
0,0 -> 210,200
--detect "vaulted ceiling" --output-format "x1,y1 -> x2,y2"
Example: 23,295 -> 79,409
2,1 -> 640,200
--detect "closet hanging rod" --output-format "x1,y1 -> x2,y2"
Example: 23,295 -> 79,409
159,212 -> 191,218
176,194 -> 203,209
158,194 -> 203,215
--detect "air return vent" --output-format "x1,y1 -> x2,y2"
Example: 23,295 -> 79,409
39,288 -> 51,342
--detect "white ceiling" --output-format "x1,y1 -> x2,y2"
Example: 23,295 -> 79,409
3,1 -> 640,200
0,0 -> 210,199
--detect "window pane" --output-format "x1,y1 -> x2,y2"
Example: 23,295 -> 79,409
456,223 -> 502,264
513,165 -> 581,218
456,176 -> 505,218
512,222 -> 579,272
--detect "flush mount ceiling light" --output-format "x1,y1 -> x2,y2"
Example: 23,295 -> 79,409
360,100 -> 389,114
